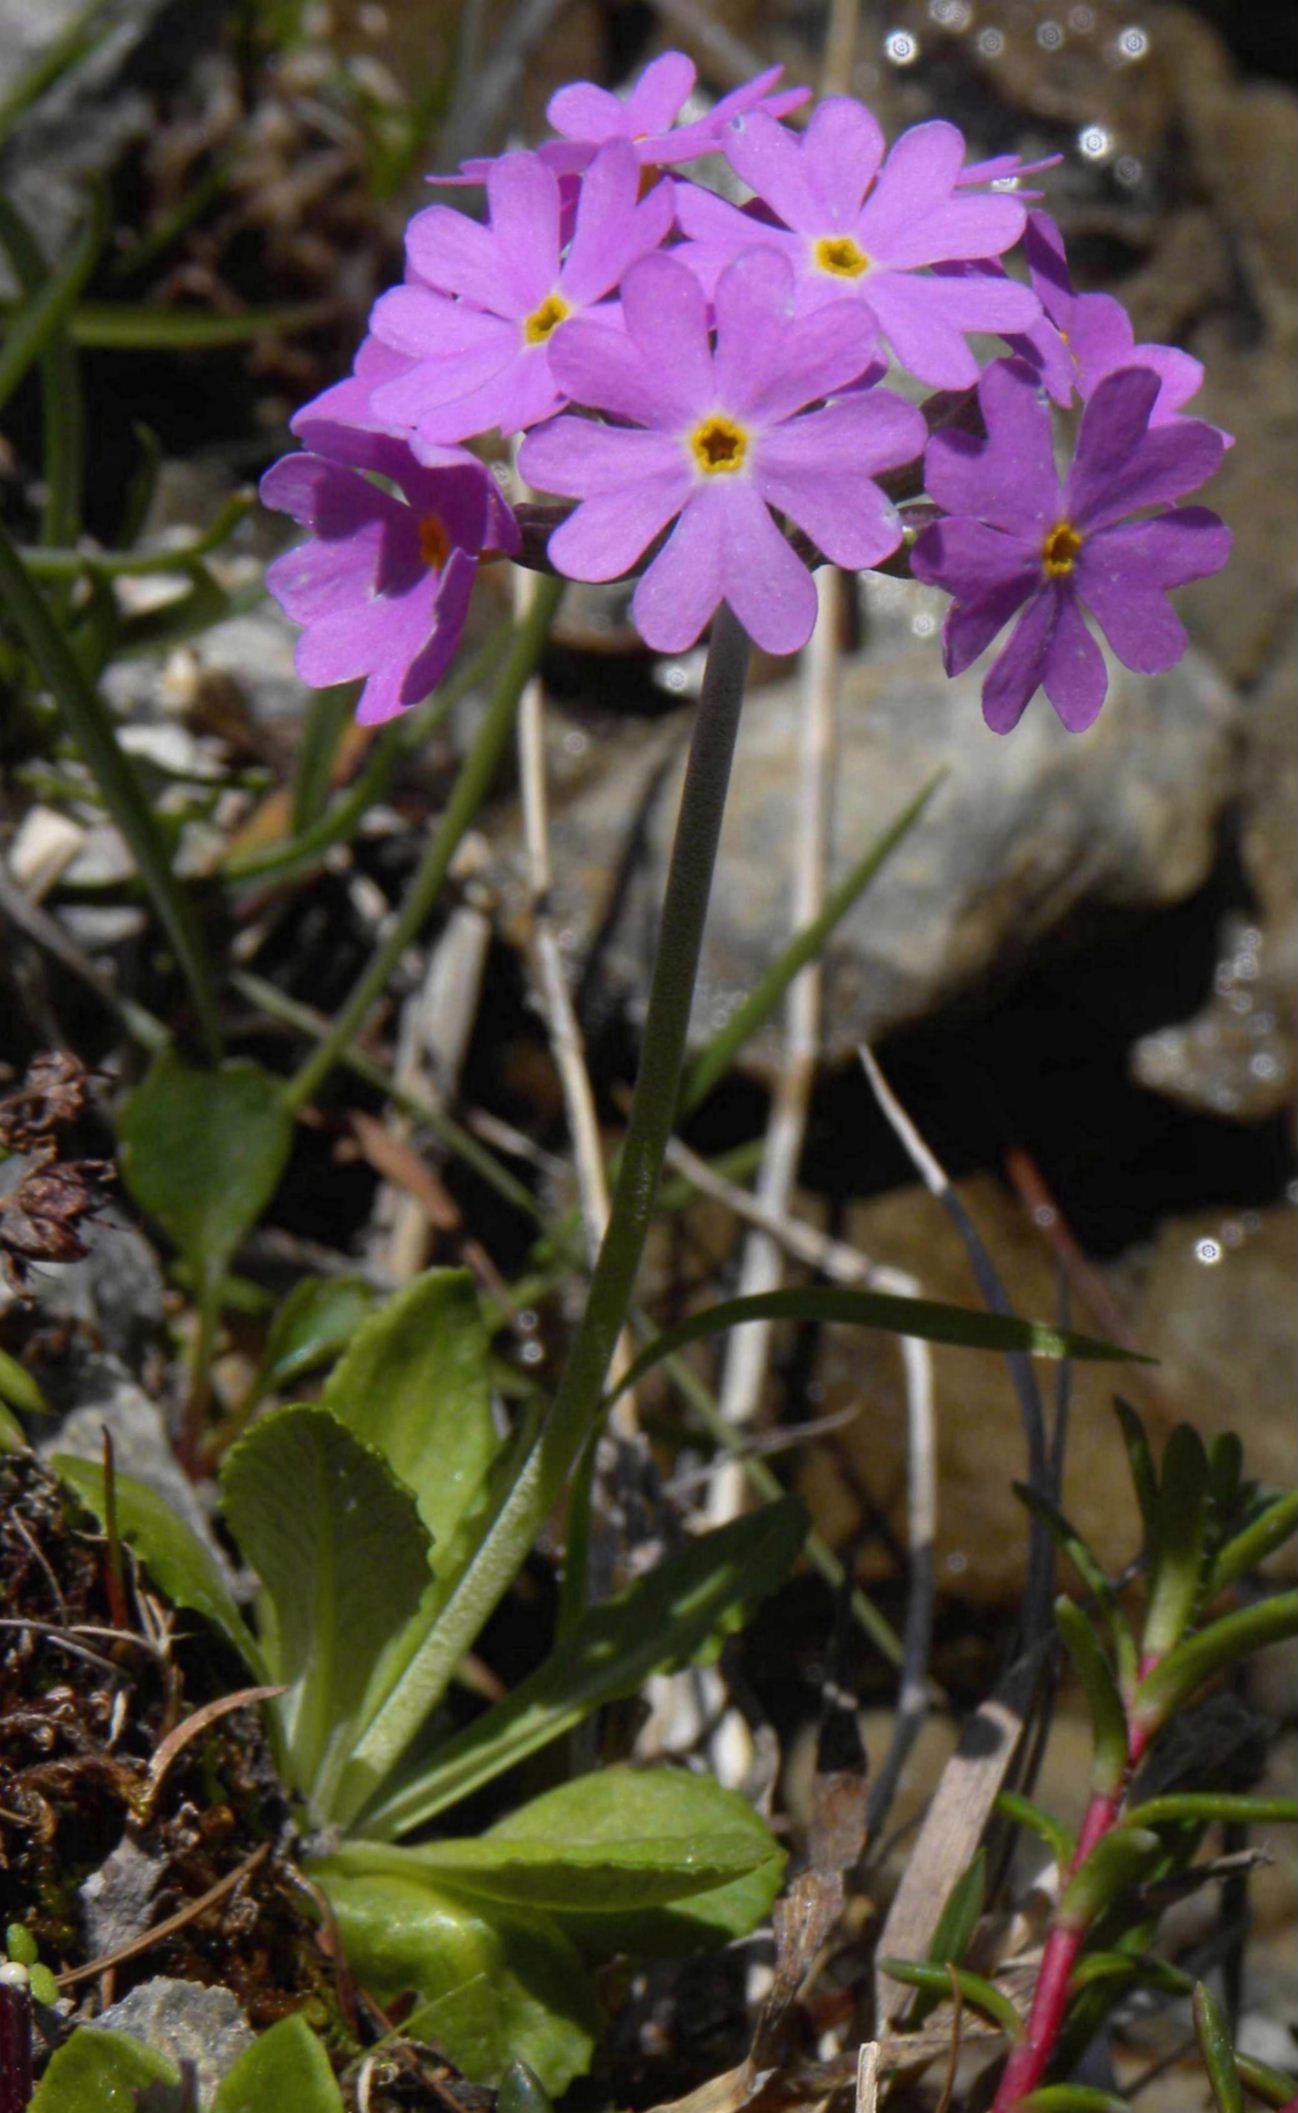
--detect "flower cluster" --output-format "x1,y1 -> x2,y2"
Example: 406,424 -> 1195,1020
262,54 -> 1230,733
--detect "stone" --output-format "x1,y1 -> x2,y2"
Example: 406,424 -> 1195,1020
796,1177 -> 1296,1605
84,1976 -> 254,2100
516,584 -> 1241,1074
1134,625 -> 1297,1124
80,1835 -> 162,1958
39,1356 -> 235,1583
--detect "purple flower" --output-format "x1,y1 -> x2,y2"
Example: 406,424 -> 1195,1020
542,50 -> 810,172
442,54 -> 810,185
1012,212 -> 1209,421
956,149 -> 1062,197
368,141 -> 671,448
261,430 -> 518,727
673,98 -> 1040,389
910,358 -> 1231,734
518,247 -> 926,656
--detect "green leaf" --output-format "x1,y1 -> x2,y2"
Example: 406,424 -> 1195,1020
1055,1597 -> 1129,1796
1113,1398 -> 1158,1545
1069,1950 -> 1192,1997
0,183 -> 105,417
606,1289 -> 1141,1412
679,771 -> 944,1115
351,1498 -> 807,1837
25,298 -> 338,349
0,528 -> 222,1054
1015,2090 -> 1134,2112
28,2026 -> 177,2109
1016,1487 -> 1136,1690
119,1051 -> 293,1298
1194,1982 -> 1244,2113
210,2015 -> 343,2113
1236,2052 -> 1298,2107
356,1766 -> 782,1957
0,1347 -> 49,1417
995,1792 -> 1076,1872
1132,1592 -> 1298,1742
319,1268 -> 498,1564
1208,1492 -> 1298,1599
220,1405 -> 431,1803
1060,1828 -> 1163,1930
54,1453 -> 264,1675
317,1871 -> 598,2093
905,1848 -> 986,2026
876,1959 -> 1023,2040
1121,1793 -> 1298,1831
1142,1425 -> 1209,1664
257,1274 -> 378,1396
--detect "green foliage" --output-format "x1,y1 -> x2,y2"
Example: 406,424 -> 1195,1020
54,1452 -> 265,1675
252,1273 -> 378,1399
28,2027 -> 178,2109
1055,1597 -> 1129,1796
221,1405 -> 432,1799
1194,1983 -> 1245,2113
118,1050 -> 293,1304
354,1497 -> 807,1836
876,1958 -> 1024,2040
320,1872 -> 598,2094
1141,1425 -> 1209,1664
210,2014 -> 345,2113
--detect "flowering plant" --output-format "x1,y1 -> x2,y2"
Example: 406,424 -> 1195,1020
263,51 -> 1230,735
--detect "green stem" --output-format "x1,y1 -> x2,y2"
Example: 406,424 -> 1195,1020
340,606 -> 752,1828
0,519 -> 223,1056
282,578 -> 563,1115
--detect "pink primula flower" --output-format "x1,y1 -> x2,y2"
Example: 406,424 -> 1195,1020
520,247 -> 926,656
1012,211 -> 1210,423
911,358 -> 1231,734
261,431 -> 518,726
368,140 -> 671,448
674,98 -> 1040,389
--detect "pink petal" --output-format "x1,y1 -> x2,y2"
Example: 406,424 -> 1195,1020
723,109 -> 820,231
872,191 -> 1026,270
1066,372 -> 1224,530
546,471 -> 689,581
521,416 -> 683,497
857,121 -> 966,251
982,588 -> 1058,733
942,581 -> 1036,677
618,252 -> 715,417
546,81 -> 626,141
485,152 -> 562,311
561,141 -> 673,307
757,390 -> 926,481
909,515 -> 1039,605
715,481 -> 818,654
802,96 -> 885,227
370,285 -> 509,361
405,207 -> 523,318
633,486 -> 728,651
1041,588 -> 1108,730
546,314 -> 676,427
863,270 -> 1038,388
924,359 -> 1061,534
1080,507 -> 1231,589
755,455 -> 902,569
624,51 -> 696,134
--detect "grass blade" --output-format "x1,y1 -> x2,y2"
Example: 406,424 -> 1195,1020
0,520 -> 222,1055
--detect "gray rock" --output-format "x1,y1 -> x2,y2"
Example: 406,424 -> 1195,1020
84,1976 -> 254,2101
516,583 -> 1241,1071
39,1357 -> 234,1584
1133,625 -> 1296,1123
80,1834 -> 162,1957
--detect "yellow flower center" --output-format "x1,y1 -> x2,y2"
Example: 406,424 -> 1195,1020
689,413 -> 749,476
418,513 -> 451,570
1042,521 -> 1083,576
813,234 -> 870,278
523,292 -> 572,345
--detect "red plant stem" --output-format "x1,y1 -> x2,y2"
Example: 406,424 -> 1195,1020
993,1714 -> 1156,2108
